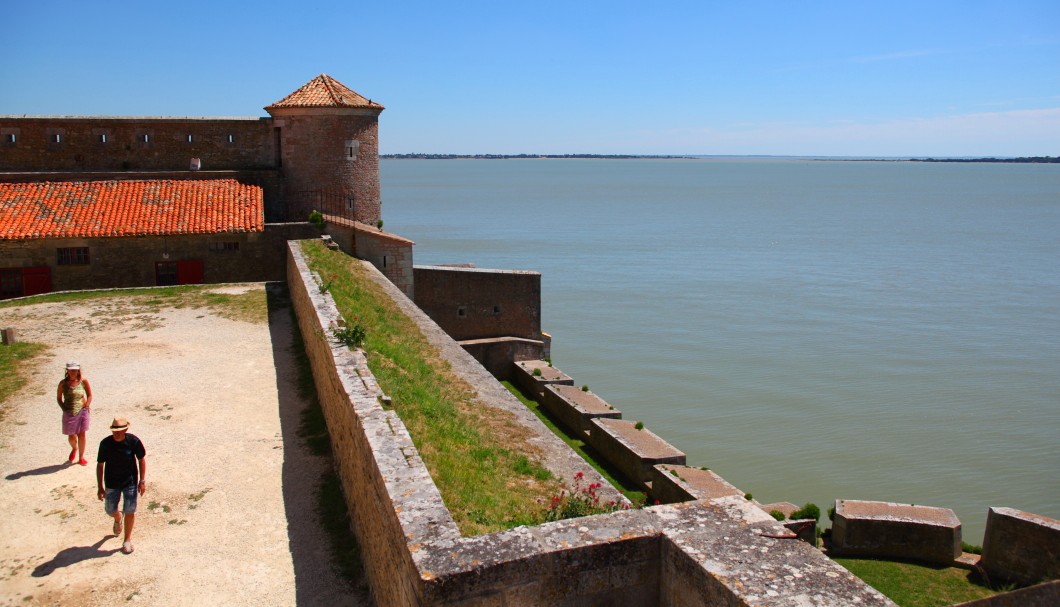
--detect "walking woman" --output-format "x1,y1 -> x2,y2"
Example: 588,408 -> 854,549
56,361 -> 93,465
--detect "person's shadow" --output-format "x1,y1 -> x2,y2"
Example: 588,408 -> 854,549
6,463 -> 71,480
32,536 -> 120,577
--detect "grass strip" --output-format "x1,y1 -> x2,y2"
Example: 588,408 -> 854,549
301,240 -> 564,535
832,556 -> 1000,607
501,380 -> 646,505
0,342 -> 48,418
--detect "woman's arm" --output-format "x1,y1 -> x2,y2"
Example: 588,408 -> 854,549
83,379 -> 93,408
56,381 -> 64,407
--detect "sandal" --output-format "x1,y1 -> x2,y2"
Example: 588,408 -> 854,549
68,448 -> 76,463
78,458 -> 88,466
121,541 -> 134,554
113,513 -> 123,535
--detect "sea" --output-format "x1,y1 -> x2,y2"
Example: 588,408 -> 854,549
380,157 -> 1060,543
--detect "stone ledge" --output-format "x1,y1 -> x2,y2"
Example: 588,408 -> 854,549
832,499 -> 962,564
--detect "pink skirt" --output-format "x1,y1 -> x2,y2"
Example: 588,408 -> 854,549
62,408 -> 90,435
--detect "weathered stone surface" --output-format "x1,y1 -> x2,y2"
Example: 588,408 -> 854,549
589,418 -> 686,490
949,580 -> 1060,607
288,242 -> 896,606
513,359 -> 574,398
980,507 -> 1060,587
540,384 -> 622,435
832,499 -> 962,564
652,465 -> 744,505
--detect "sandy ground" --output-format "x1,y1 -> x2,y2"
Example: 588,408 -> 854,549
0,284 -> 369,606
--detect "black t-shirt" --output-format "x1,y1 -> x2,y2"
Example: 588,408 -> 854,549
97,433 -> 146,489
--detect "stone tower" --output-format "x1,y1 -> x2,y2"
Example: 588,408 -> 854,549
265,74 -> 384,225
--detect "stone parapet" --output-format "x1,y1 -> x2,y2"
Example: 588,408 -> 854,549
980,507 -> 1060,587
832,499 -> 962,565
540,384 -> 622,436
651,465 -> 743,505
513,359 -> 574,398
287,241 -> 895,606
588,418 -> 686,491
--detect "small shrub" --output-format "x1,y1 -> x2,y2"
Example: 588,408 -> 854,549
634,421 -> 644,430
332,321 -> 366,349
308,210 -> 324,225
532,368 -> 542,377
581,385 -> 589,392
318,273 -> 336,294
376,219 -> 384,229
744,493 -> 753,501
670,469 -> 679,477
790,503 -> 820,521
770,510 -> 786,521
962,542 -> 983,555
544,472 -> 629,522
828,506 -> 836,522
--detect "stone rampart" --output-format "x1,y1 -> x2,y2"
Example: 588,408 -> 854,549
980,507 -> 1060,587
588,418 -> 687,491
458,336 -> 546,380
414,265 -> 542,342
286,241 -> 895,606
322,218 -> 414,298
513,359 -> 573,398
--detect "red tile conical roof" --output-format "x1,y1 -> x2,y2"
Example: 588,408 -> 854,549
265,74 -> 384,110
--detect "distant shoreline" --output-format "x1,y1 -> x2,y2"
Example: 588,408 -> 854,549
381,153 -> 1058,163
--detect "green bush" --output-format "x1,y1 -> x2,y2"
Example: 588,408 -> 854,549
634,421 -> 644,430
532,368 -> 542,377
962,542 -> 983,555
769,510 -> 786,521
790,503 -> 821,521
308,210 -> 324,225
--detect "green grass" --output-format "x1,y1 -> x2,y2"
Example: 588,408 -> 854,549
832,557 -> 1000,607
0,341 -> 48,420
301,240 -> 565,535
0,285 -> 268,324
501,380 -> 646,505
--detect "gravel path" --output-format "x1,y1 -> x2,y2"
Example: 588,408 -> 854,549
0,284 -> 368,607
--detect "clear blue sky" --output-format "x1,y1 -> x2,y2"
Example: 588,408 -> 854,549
2,1 -> 1057,156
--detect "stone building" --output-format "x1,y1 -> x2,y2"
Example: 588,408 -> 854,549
0,74 -> 396,296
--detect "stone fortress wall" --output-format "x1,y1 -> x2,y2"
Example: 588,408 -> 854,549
288,240 -> 897,607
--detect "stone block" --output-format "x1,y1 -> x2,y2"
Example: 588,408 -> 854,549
980,507 -> 1060,587
832,499 -> 962,564
588,419 -> 685,490
540,384 -> 622,435
650,465 -> 743,505
513,359 -> 573,398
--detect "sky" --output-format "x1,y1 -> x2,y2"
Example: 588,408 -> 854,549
1,1 -> 1058,157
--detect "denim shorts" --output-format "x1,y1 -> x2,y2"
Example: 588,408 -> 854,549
104,483 -> 138,515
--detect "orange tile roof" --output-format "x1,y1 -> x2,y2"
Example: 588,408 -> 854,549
0,179 -> 264,240
265,74 -> 384,110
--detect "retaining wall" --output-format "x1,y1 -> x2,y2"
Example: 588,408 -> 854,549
286,240 -> 894,606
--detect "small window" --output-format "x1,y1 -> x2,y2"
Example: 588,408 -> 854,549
227,134 -> 234,143
345,139 -> 359,160
493,305 -> 501,315
52,133 -> 62,143
5,133 -> 15,143
57,247 -> 90,265
209,241 -> 239,252
142,134 -> 150,143
99,134 -> 107,143
457,306 -> 467,318
346,196 -> 355,211
186,134 -> 193,143
382,255 -> 388,268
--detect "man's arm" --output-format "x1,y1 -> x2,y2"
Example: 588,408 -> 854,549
137,457 -> 147,495
96,463 -> 105,500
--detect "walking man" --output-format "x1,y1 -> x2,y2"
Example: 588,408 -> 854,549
96,417 -> 147,554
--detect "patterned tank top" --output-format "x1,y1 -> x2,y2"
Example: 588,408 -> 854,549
62,381 -> 87,415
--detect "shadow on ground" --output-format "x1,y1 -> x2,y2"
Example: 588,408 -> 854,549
32,536 -> 120,577
265,283 -> 372,607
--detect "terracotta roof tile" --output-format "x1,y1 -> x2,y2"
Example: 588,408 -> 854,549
0,179 -> 264,240
265,74 -> 384,110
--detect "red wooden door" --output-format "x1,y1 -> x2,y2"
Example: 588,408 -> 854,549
176,259 -> 204,285
22,266 -> 52,296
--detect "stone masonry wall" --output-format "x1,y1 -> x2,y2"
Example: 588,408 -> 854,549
980,507 -> 1060,587
0,117 -> 275,171
1,223 -> 318,293
414,265 -> 541,341
286,241 -> 895,607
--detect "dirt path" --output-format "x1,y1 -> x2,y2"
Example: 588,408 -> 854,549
0,285 -> 369,606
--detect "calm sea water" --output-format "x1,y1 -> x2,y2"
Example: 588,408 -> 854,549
381,158 -> 1060,542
